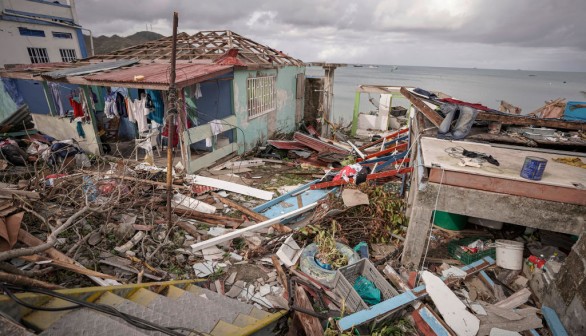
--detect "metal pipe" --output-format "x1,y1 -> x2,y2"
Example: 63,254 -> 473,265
166,12 -> 179,228
81,28 -> 95,56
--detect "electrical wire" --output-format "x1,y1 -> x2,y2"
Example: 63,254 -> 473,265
0,283 -> 202,336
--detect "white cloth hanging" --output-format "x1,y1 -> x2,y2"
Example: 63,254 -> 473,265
49,83 -> 65,117
206,119 -> 224,147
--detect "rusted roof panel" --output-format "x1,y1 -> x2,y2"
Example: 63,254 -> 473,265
83,63 -> 233,87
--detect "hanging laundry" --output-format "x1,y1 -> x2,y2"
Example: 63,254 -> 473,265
195,83 -> 202,99
146,89 -> 164,124
69,95 -> 84,118
49,83 -> 65,117
115,92 -> 128,118
104,91 -> 118,118
206,119 -> 224,147
75,117 -> 85,139
126,96 -> 149,133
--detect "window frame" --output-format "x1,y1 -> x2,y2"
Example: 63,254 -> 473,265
59,48 -> 77,62
19,27 -> 45,37
52,31 -> 72,39
27,47 -> 49,63
246,75 -> 277,119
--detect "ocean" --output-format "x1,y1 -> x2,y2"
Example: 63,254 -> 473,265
305,65 -> 586,125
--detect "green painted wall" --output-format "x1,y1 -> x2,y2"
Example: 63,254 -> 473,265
233,66 -> 305,151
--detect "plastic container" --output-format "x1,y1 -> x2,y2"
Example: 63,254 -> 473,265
496,239 -> 525,270
520,156 -> 547,181
448,237 -> 496,264
331,258 -> 399,313
299,243 -> 360,287
433,211 -> 468,231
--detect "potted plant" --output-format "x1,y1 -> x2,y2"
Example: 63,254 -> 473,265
314,221 -> 349,270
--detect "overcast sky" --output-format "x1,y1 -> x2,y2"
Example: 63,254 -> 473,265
76,0 -> 586,72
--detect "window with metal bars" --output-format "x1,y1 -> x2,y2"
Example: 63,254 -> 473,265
59,48 -> 77,62
247,76 -> 276,119
27,47 -> 49,63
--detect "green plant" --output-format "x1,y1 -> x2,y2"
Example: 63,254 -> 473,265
315,220 -> 348,270
371,318 -> 417,336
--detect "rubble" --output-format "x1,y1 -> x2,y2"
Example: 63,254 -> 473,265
0,84 -> 581,336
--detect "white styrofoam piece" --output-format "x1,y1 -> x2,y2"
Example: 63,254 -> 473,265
422,271 -> 480,336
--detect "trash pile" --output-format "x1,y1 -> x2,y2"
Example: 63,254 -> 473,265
0,115 -> 579,336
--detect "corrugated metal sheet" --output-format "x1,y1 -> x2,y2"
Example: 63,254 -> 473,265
42,60 -> 139,79
83,63 -> 233,87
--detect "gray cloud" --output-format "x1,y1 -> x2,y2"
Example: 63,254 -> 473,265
76,0 -> 586,71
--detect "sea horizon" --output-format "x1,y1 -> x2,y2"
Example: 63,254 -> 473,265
306,64 -> 586,124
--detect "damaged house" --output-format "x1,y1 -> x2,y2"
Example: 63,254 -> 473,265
0,30 -> 305,172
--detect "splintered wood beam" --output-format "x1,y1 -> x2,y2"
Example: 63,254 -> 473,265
476,111 -> 586,131
400,87 -> 444,127
211,192 -> 269,223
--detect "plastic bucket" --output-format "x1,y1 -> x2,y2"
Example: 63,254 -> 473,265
495,239 -> 524,270
520,156 -> 547,181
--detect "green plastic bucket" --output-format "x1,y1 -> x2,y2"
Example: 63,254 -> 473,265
433,211 -> 468,231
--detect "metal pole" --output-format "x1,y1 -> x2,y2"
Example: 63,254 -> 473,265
166,12 -> 179,228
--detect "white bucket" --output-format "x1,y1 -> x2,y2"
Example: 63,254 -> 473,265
495,239 -> 524,270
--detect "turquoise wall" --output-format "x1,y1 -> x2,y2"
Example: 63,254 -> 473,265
233,66 -> 305,151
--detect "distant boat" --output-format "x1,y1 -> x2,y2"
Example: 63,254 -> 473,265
390,66 -> 399,72
353,64 -> 363,67
368,65 -> 378,69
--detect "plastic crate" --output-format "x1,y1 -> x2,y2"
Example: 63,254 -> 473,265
331,258 -> 399,313
448,237 -> 496,264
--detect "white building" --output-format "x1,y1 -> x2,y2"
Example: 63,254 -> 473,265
0,0 -> 87,67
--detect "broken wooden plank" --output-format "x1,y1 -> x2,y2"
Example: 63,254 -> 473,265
476,111 -> 586,131
400,87 -> 443,127
272,255 -> 289,299
99,258 -> 162,281
422,270 -> 479,336
293,285 -> 323,336
186,175 -> 274,200
0,189 -> 40,200
495,288 -> 531,309
477,308 -> 542,336
17,229 -> 119,286
337,256 -> 495,331
207,167 -> 252,175
167,206 -> 243,226
190,202 -> 318,251
20,255 -> 117,279
212,192 -> 269,222
541,306 -> 569,336
175,221 -> 201,237
219,159 -> 265,169
413,304 -> 453,336
358,127 -> 410,150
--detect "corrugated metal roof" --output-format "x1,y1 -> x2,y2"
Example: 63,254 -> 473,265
83,63 -> 233,87
42,60 -> 139,79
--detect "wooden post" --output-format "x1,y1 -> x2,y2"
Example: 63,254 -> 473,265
351,90 -> 361,136
166,12 -> 179,228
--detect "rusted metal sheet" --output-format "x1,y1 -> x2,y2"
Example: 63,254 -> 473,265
43,60 -> 139,79
293,132 -> 349,155
83,63 -> 233,88
267,140 -> 309,150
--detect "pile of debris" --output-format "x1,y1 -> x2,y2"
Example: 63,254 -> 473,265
0,88 -> 581,335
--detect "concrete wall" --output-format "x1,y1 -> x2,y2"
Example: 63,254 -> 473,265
0,20 -> 84,66
32,113 -> 100,155
233,66 -> 305,151
543,234 -> 586,335
0,0 -> 84,66
1,0 -> 76,22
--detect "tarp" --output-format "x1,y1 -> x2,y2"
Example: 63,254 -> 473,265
564,101 -> 586,122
